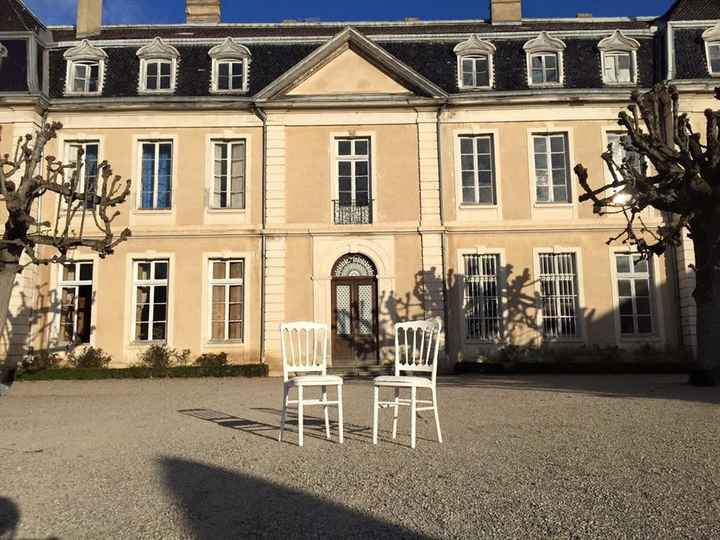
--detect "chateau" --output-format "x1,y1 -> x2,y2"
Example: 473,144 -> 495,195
0,0 -> 718,372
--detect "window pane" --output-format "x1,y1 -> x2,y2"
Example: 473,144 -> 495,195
155,262 -> 168,280
617,279 -> 632,297
533,137 -> 547,154
354,139 -> 369,155
616,256 -> 631,274
213,261 -> 226,280
137,263 -> 151,280
63,263 -> 77,282
460,138 -> 473,154
338,140 -> 351,156
79,263 -> 93,281
229,262 -> 243,279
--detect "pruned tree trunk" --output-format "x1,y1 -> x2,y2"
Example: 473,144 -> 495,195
0,253 -> 20,395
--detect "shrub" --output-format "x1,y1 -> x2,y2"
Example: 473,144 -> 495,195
194,352 -> 229,368
20,349 -> 62,372
137,345 -> 191,369
67,347 -> 112,369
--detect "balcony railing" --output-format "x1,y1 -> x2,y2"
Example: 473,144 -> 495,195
333,199 -> 373,225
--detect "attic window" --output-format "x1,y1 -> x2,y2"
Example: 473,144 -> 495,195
0,43 -> 7,71
524,32 -> 566,88
137,37 -> 180,95
63,40 -> 108,96
454,35 -> 496,90
208,38 -> 251,94
703,23 -> 720,76
598,31 -> 640,85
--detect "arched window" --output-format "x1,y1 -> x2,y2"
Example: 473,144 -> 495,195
209,37 -> 252,94
332,254 -> 377,278
524,32 -> 566,87
63,40 -> 108,96
598,30 -> 640,86
137,37 -> 180,94
454,35 -> 496,90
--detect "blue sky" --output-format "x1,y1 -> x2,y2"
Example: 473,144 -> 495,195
25,0 -> 676,26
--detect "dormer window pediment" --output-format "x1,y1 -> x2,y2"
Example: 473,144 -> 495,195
208,37 -> 252,94
598,30 -> 640,86
454,35 -> 496,90
0,42 -> 8,71
63,39 -> 108,96
702,23 -> 720,77
137,37 -> 180,94
524,32 -> 566,88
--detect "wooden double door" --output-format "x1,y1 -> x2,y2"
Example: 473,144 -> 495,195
331,277 -> 379,367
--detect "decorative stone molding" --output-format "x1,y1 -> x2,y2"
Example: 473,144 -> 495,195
0,42 -> 8,70
598,31 -> 641,86
208,37 -> 251,94
136,37 -> 180,94
702,23 -> 720,76
63,39 -> 108,96
454,35 -> 496,89
523,32 -> 566,88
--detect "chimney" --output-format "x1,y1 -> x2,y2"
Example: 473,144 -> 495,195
491,0 -> 522,24
186,0 -> 221,24
76,0 -> 103,38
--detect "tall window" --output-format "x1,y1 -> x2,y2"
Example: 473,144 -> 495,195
530,53 -> 560,84
460,56 -> 490,88
140,142 -> 173,210
72,62 -> 100,94
335,137 -> 372,224
144,60 -> 173,91
709,44 -> 720,75
603,52 -> 634,84
459,135 -> 496,205
538,253 -> 579,339
59,261 -> 93,344
66,141 -> 99,209
606,132 -> 643,179
212,140 -> 246,209
615,254 -> 653,335
133,260 -> 169,342
463,254 -> 502,341
533,133 -> 571,203
209,259 -> 244,342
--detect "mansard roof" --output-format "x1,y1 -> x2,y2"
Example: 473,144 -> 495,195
0,0 -> 46,33
664,0 -> 720,21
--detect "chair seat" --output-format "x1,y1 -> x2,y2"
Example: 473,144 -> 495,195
374,375 -> 433,388
287,375 -> 343,387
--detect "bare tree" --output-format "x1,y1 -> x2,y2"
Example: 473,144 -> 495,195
0,121 -> 131,393
574,83 -> 720,386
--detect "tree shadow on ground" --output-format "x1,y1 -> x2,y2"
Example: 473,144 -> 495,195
437,373 -> 720,405
160,456 -> 431,540
0,497 -> 19,540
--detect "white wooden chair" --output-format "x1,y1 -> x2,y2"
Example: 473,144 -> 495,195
372,319 -> 443,449
279,322 -> 344,447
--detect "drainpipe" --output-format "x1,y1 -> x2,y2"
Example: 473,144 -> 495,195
252,104 -> 268,364
436,101 -> 451,366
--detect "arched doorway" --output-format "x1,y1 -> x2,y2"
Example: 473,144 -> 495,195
331,254 -> 379,367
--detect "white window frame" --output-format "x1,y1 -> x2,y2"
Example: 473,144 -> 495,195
524,32 -> 566,88
137,140 -> 173,211
703,23 -> 720,77
457,134 -> 497,206
63,39 -> 107,96
210,139 -> 246,210
534,247 -> 586,343
209,37 -> 252,95
462,252 -> 503,342
454,35 -> 496,90
57,260 -> 95,345
131,259 -> 170,343
137,37 -> 179,95
598,31 -> 640,86
64,140 -> 100,205
332,135 -> 374,224
207,258 -> 245,343
613,253 -> 655,336
531,132 -> 572,204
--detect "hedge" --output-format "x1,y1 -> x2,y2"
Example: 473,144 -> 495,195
17,364 -> 268,381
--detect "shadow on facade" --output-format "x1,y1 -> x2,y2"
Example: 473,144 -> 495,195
160,456 -> 431,539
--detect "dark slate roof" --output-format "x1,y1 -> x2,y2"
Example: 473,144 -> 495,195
0,0 -> 46,32
665,0 -> 720,21
48,19 -> 655,42
0,39 -> 28,92
674,28 -> 712,79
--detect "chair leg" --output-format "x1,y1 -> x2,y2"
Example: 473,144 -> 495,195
322,385 -> 330,439
337,384 -> 344,444
297,386 -> 304,448
410,386 -> 417,449
392,387 -> 400,440
432,386 -> 443,444
372,385 -> 379,445
279,384 -> 289,442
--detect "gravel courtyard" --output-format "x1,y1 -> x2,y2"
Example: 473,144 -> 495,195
1,375 -> 719,539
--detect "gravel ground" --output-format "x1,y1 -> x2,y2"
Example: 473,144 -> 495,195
1,374 -> 719,539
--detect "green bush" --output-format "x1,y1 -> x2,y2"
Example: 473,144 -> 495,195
137,345 -> 191,369
67,347 -> 112,369
194,352 -> 229,368
17,364 -> 269,381
20,349 -> 63,372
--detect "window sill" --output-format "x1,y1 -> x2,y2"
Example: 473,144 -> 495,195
134,209 -> 173,214
210,89 -> 250,96
138,90 -> 176,96
533,202 -> 573,208
64,91 -> 104,97
459,203 -> 499,209
619,334 -> 661,342
130,340 -> 167,347
206,340 -> 245,347
457,86 -> 494,92
207,207 -> 247,214
528,83 -> 564,89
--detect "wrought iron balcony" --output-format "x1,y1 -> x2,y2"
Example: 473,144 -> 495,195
333,199 -> 373,225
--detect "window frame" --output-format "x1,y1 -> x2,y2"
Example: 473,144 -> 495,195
210,139 -> 246,210
702,23 -> 720,77
57,260 -> 94,345
613,253 -> 655,337
137,140 -> 174,211
454,35 -> 496,90
141,59 -> 175,93
136,37 -> 179,95
598,30 -> 640,86
529,53 -> 561,85
457,134 -> 497,206
524,32 -> 566,88
531,132 -> 572,205
458,55 -> 492,90
65,140 -> 101,209
707,42 -> 720,76
462,253 -> 504,343
333,136 -> 373,209
602,51 -> 635,85
63,40 -> 107,97
208,37 -> 252,95
207,258 -> 245,343
535,250 -> 583,341
131,259 -> 170,344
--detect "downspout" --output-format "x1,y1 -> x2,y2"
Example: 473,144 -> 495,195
252,104 -> 268,364
436,101 -> 451,365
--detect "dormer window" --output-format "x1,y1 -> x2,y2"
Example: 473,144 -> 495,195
0,43 -> 7,71
703,23 -> 720,76
209,38 -> 251,94
137,38 -> 180,95
598,31 -> 640,86
454,35 -> 496,90
524,32 -> 566,87
63,40 -> 107,96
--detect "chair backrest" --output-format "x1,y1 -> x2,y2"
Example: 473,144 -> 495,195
280,322 -> 328,381
394,318 -> 442,379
